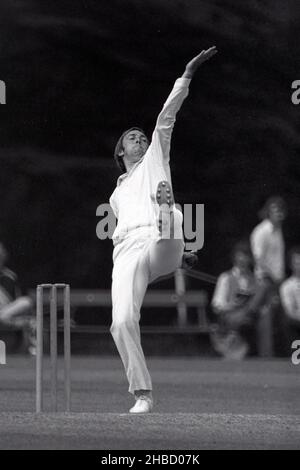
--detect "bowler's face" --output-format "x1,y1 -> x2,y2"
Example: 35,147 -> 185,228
121,130 -> 149,163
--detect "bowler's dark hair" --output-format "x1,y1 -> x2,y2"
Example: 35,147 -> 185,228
113,127 -> 147,173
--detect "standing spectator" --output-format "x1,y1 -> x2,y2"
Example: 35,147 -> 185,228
250,196 -> 286,285
211,241 -> 258,359
249,197 -> 287,355
280,246 -> 300,341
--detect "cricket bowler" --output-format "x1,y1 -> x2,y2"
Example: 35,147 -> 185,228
109,46 -> 217,413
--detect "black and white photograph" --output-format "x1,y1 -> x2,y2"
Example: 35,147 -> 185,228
0,0 -> 299,452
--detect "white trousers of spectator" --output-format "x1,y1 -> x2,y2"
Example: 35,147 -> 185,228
110,209 -> 184,394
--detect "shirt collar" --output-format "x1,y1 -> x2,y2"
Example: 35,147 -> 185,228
117,157 -> 144,186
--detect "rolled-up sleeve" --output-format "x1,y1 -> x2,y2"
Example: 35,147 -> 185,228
212,273 -> 233,313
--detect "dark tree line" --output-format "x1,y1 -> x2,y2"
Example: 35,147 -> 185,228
0,0 -> 299,292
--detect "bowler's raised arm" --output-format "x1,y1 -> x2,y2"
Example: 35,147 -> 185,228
182,46 -> 218,79
152,46 -> 218,163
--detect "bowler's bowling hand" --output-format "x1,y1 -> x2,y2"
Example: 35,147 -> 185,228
183,46 -> 218,79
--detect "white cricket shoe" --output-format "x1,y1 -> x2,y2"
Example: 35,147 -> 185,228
129,395 -> 153,414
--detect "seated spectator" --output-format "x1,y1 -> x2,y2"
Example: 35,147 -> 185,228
211,241 -> 258,359
0,242 -> 35,354
280,246 -> 300,341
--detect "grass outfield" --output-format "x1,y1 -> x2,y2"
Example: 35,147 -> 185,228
0,356 -> 299,449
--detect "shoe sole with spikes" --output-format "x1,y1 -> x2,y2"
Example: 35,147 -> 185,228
156,181 -> 174,237
156,180 -> 174,207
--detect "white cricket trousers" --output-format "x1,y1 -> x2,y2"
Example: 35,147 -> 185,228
110,210 -> 184,394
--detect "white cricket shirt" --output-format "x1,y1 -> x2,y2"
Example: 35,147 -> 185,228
110,77 -> 190,245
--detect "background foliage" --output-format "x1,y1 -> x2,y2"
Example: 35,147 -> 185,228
0,0 -> 299,292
